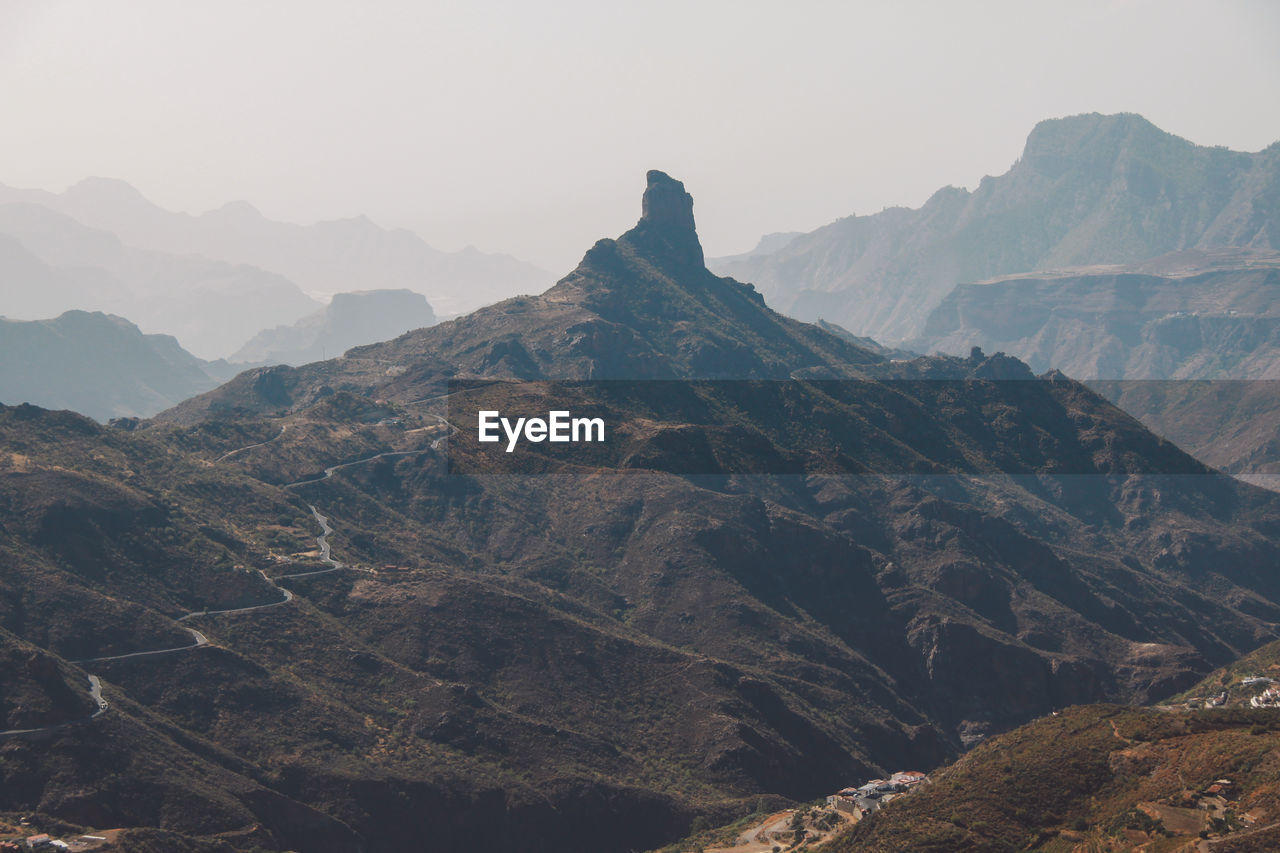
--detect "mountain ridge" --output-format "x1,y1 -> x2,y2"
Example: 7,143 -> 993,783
154,172 -> 1280,746
0,311 -> 237,420
0,201 -> 320,359
911,247 -> 1280,478
6,171 -> 1280,851
916,248 -> 1280,380
0,176 -> 552,317
712,113 -> 1280,343
158,170 -> 883,422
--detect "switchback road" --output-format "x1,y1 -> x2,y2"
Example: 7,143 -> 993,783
2,425 -> 431,739
0,675 -> 108,739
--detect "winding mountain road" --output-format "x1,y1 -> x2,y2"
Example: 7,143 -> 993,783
177,572 -> 293,618
273,506 -> 375,579
281,447 -> 432,489
215,424 -> 287,462
425,413 -> 458,449
0,675 -> 108,739
2,417 -> 449,739
72,629 -> 210,664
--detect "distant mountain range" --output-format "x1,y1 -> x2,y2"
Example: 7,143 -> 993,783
231,288 -> 437,366
161,170 -> 884,422
712,113 -> 1280,344
713,114 -> 1280,484
0,177 -> 551,319
0,202 -> 319,360
0,291 -> 438,420
0,311 -> 235,420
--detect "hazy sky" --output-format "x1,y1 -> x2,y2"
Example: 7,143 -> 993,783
2,0 -> 1278,273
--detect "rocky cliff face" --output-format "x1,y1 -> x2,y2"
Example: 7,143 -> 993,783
712,114 -> 1280,343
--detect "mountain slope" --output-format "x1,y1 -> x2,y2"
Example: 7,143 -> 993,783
230,289 -> 438,366
830,703 -> 1280,852
713,113 -> 1280,343
917,249 -> 1280,380
0,311 -> 229,420
6,172 -> 1280,851
1091,379 -> 1280,483
912,249 -> 1280,477
160,171 -> 882,422
0,231 -> 128,321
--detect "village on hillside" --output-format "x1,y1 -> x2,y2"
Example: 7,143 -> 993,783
698,770 -> 930,852
0,826 -> 113,851
1180,674 -> 1280,710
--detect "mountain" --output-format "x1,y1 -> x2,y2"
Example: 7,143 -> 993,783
912,249 -> 1280,478
5,172 -> 1280,851
0,405 -> 365,852
712,113 -> 1280,343
823,638 -> 1280,851
709,231 -> 803,264
160,171 -> 881,423
917,248 -> 1280,379
159,171 -> 1280,750
1089,380 -> 1280,484
1172,636 -> 1280,711
0,202 -> 320,359
0,177 -> 553,317
230,289 -> 438,366
0,311 -> 240,420
813,319 -> 918,362
0,231 -> 127,321
828,702 -> 1280,852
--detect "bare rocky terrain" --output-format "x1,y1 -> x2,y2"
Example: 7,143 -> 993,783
5,172 -> 1280,852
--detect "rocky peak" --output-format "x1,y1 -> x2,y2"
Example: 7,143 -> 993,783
64,176 -> 152,206
206,199 -> 265,221
622,170 -> 704,269
1019,112 -> 1178,174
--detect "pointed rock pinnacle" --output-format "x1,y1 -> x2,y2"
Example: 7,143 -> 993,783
625,170 -> 704,269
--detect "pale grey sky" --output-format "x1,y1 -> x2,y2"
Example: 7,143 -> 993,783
1,0 -> 1278,273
